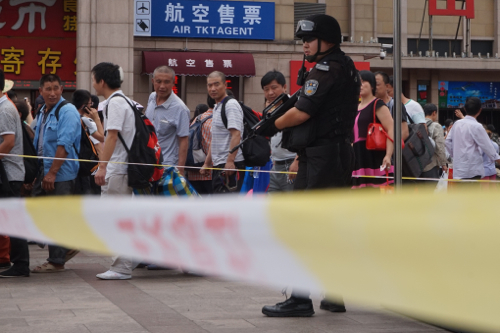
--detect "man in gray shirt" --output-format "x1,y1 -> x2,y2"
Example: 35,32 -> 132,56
145,66 -> 189,173
201,71 -> 245,193
0,68 -> 29,278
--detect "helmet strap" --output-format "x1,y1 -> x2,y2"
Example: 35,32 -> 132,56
305,39 -> 336,62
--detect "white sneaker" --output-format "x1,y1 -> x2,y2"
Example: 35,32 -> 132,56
96,270 -> 131,280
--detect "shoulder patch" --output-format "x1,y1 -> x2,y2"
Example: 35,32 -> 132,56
315,63 -> 330,71
304,80 -> 319,96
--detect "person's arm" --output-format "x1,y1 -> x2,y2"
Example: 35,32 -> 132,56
177,136 -> 188,174
455,109 -> 464,119
472,126 -> 500,163
86,107 -> 104,142
175,108 -> 190,174
42,145 -> 68,191
376,105 -> 394,169
402,121 -> 409,141
288,155 -> 299,181
48,104 -> 80,190
0,134 -> 15,160
94,130 -> 119,186
200,145 -> 212,176
275,107 -> 311,130
225,128 -> 241,175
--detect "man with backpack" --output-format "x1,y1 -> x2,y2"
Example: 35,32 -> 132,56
145,66 -> 189,174
92,62 -> 140,280
0,68 -> 29,278
201,71 -> 245,193
31,74 -> 81,273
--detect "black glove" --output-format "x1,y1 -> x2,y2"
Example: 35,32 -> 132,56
256,119 -> 280,138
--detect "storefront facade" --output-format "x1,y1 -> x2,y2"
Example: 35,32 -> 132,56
73,0 -> 500,123
0,0 -> 77,103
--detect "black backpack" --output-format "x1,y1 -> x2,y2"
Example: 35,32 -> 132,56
221,97 -> 270,167
21,123 -> 38,184
54,101 -> 99,177
106,94 -> 163,189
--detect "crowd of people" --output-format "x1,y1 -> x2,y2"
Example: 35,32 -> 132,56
0,13 -> 499,320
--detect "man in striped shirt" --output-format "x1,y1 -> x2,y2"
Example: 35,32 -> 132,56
200,71 -> 245,193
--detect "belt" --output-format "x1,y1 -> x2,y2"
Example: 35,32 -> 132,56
274,158 -> 295,165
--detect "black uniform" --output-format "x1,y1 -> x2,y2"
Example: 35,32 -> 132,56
283,48 -> 360,190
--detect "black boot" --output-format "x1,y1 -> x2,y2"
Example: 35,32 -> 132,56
262,296 -> 315,317
319,298 -> 346,312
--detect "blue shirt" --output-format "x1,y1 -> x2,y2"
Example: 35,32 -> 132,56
33,97 -> 81,182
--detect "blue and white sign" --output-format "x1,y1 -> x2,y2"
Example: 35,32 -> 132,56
134,0 -> 275,40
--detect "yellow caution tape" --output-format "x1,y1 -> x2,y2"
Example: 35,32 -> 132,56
0,189 -> 498,331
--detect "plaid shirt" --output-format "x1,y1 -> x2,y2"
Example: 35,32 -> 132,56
188,109 -> 213,181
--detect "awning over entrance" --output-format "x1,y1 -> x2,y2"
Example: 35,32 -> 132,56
142,51 -> 255,77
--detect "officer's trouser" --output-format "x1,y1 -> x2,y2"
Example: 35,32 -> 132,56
294,141 -> 354,191
292,141 -> 354,301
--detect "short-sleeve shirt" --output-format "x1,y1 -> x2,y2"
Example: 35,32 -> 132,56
0,94 -> 24,182
81,117 -> 100,145
145,92 -> 190,166
405,99 -> 426,124
386,97 -> 409,122
103,90 -> 136,179
211,98 -> 244,166
33,98 -> 81,182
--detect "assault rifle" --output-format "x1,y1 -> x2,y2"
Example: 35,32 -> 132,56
229,90 -> 300,154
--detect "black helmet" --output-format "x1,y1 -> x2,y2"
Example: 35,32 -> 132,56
295,14 -> 342,45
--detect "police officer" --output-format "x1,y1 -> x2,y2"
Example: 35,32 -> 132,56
261,14 -> 360,317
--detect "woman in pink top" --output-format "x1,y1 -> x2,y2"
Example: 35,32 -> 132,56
352,71 -> 394,189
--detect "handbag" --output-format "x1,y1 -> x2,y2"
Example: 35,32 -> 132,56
366,99 -> 393,151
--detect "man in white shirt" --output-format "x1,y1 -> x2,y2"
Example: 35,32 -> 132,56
201,71 -> 245,193
145,66 -> 189,173
401,92 -> 426,124
445,97 -> 500,181
92,62 -> 137,280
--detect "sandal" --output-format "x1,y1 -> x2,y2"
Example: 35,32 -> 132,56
31,262 -> 65,273
64,250 -> 80,263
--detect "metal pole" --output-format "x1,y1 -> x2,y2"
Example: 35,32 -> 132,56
417,0 -> 427,51
466,18 -> 471,57
393,0 -> 403,188
429,15 -> 433,56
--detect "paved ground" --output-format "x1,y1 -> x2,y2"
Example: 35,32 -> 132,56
0,245 -> 448,333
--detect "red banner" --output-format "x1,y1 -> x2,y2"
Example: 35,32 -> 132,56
289,60 -> 370,94
0,0 -> 77,82
429,0 -> 474,19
